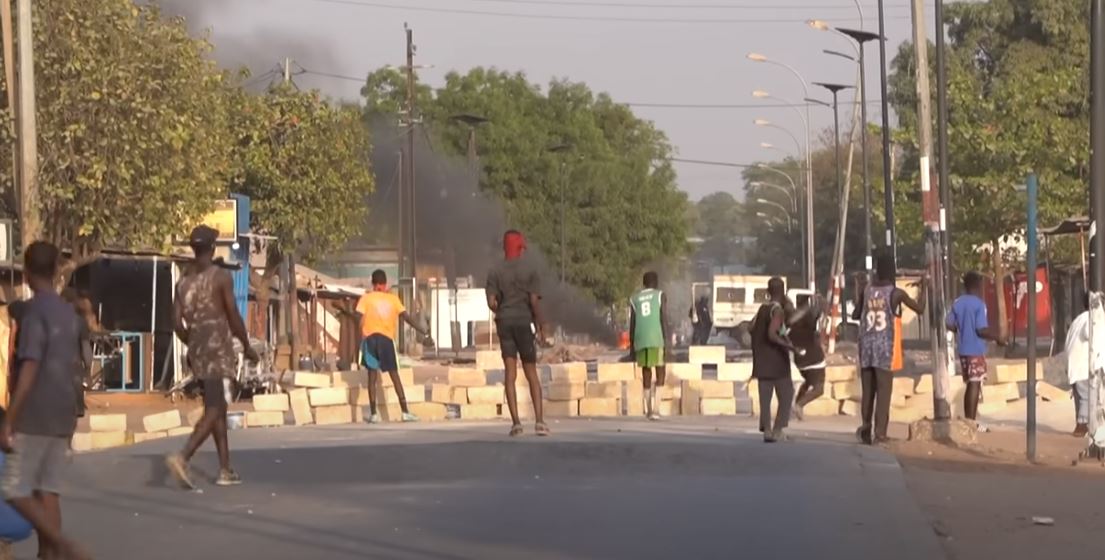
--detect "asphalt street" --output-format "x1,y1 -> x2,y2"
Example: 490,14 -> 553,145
22,418 -> 947,560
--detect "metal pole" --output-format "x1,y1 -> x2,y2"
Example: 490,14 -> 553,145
806,105 -> 815,292
560,161 -> 566,284
14,0 -> 38,248
832,92 -> 842,204
877,0 -> 896,265
859,44 -> 872,275
1092,0 -> 1105,292
936,0 -> 954,299
1026,173 -> 1038,461
405,26 -> 418,282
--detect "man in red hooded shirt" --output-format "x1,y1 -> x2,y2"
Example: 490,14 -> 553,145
486,230 -> 549,436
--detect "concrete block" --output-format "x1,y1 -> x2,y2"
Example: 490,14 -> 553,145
290,371 -> 331,388
667,363 -> 702,381
448,368 -> 487,387
408,402 -> 448,421
449,387 -> 470,405
832,380 -> 862,401
508,399 -> 537,420
246,411 -> 285,427
803,399 -> 840,417
71,432 -> 93,452
825,365 -> 858,382
841,400 -> 860,416
578,397 -> 619,417
383,385 -> 425,404
1037,381 -> 1070,403
289,389 -> 314,425
984,382 -> 1021,403
89,414 -> 127,433
914,374 -> 933,395
314,405 -> 354,425
892,376 -> 915,397
467,384 -> 505,405
142,410 -> 182,433
380,368 -> 415,388
92,431 -> 129,450
549,362 -> 588,383
548,382 -> 586,401
544,399 -> 578,417
475,350 -> 505,371
908,418 -> 977,445
459,404 -> 499,420
658,399 -> 677,416
700,398 -> 737,416
688,345 -> 726,365
133,431 -> 168,443
331,370 -> 369,388
657,384 -> 681,401
696,380 -> 735,399
596,362 -> 636,382
308,387 -> 351,407
716,362 -> 752,382
429,384 -> 457,403
681,380 -> 703,415
890,392 -> 909,408
977,399 -> 1008,416
987,361 -> 1031,384
373,404 -> 403,422
167,426 -> 194,437
586,381 -> 623,399
253,393 -> 290,412
185,407 -> 204,426
627,382 -> 644,416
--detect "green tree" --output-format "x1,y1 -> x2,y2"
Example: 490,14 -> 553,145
0,0 -> 233,276
889,0 -> 1089,333
692,191 -> 748,267
362,67 -> 689,305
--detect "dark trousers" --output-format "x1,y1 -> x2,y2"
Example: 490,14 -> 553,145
757,378 -> 794,434
860,367 -> 894,439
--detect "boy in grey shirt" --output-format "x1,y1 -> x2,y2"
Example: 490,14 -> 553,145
0,241 -> 90,559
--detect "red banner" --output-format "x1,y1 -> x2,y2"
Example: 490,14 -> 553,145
1002,267 -> 1052,338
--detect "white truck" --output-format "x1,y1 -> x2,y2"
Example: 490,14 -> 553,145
691,275 -> 815,344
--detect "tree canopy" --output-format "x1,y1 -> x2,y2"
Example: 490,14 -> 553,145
362,67 -> 689,305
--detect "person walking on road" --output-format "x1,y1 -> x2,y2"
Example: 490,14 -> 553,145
0,241 -> 91,560
486,230 -> 549,437
946,271 -> 1005,431
630,272 -> 668,420
356,269 -> 433,424
790,294 -> 826,420
751,277 -> 797,442
1064,294 -> 1104,437
689,296 -> 712,345
853,254 -> 926,445
166,225 -> 258,489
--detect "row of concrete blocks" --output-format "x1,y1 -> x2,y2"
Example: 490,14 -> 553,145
474,346 -> 732,371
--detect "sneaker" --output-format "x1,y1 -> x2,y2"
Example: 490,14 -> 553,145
648,411 -> 661,421
164,453 -> 195,490
773,429 -> 789,442
763,432 -> 777,443
401,412 -> 419,423
215,469 -> 243,486
367,413 -> 382,424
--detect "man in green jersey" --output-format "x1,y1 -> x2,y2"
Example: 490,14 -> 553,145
629,271 -> 669,420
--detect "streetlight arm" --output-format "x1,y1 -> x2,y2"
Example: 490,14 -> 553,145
755,165 -> 799,194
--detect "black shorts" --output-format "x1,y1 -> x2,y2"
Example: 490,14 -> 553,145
799,367 -> 826,386
202,378 -> 230,409
498,323 -> 537,364
363,333 -> 399,372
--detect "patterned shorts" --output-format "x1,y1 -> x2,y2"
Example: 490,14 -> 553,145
959,356 -> 987,382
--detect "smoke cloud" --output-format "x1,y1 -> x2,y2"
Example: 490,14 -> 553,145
368,120 -> 616,343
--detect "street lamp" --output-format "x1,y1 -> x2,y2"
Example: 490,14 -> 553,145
748,52 -> 816,292
837,27 -> 882,275
755,197 -> 793,220
876,0 -> 897,264
813,82 -> 854,216
755,211 -> 793,234
548,142 -> 572,284
753,119 -> 803,158
751,181 -> 797,213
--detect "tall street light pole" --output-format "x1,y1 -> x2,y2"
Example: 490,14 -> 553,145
934,0 -> 954,299
748,53 -> 815,292
1086,0 -> 1105,458
876,0 -> 897,265
814,83 -> 851,206
838,29 -> 881,276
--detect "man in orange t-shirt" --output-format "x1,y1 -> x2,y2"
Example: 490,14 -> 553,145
355,269 -> 432,424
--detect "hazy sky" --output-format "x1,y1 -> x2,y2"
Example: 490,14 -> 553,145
168,0 -> 938,200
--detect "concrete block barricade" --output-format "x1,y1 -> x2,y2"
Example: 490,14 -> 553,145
544,400 -> 579,417
983,382 -> 1021,403
288,389 -> 314,425
142,410 -> 181,433
825,365 -> 858,383
700,398 -> 737,416
987,361 -> 1031,384
408,402 -> 448,421
246,411 -> 286,428
459,404 -> 499,420
716,362 -> 752,382
666,363 -> 702,381
167,426 -> 193,437
289,371 -> 331,389
586,381 -> 622,399
548,363 -> 587,383
133,431 -> 168,443
331,370 -> 368,388
1036,381 -> 1069,402
467,385 -> 505,405
578,397 -> 619,417
914,374 -> 933,395
475,350 -> 505,371
832,380 -> 862,401
892,376 -> 915,397
380,368 -> 415,388
314,405 -> 354,425
308,387 -> 351,407
548,382 -> 586,401
596,362 -> 636,383
688,345 -> 726,365
89,414 -> 127,433
252,393 -> 291,412
448,368 -> 487,387
802,399 -> 840,417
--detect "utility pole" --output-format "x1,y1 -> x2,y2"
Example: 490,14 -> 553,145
14,0 -> 38,248
1,0 -> 16,223
935,0 -> 954,300
877,0 -> 897,265
283,57 -> 291,83
404,25 -> 417,284
912,0 -> 952,421
1086,0 -> 1105,459
281,57 -> 297,366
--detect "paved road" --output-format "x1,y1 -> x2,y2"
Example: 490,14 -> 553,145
23,418 -> 945,560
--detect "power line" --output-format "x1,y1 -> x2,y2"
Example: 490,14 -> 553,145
451,0 -> 914,10
303,0 -> 910,23
672,157 -> 757,169
301,69 -> 366,83
625,100 -> 882,109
